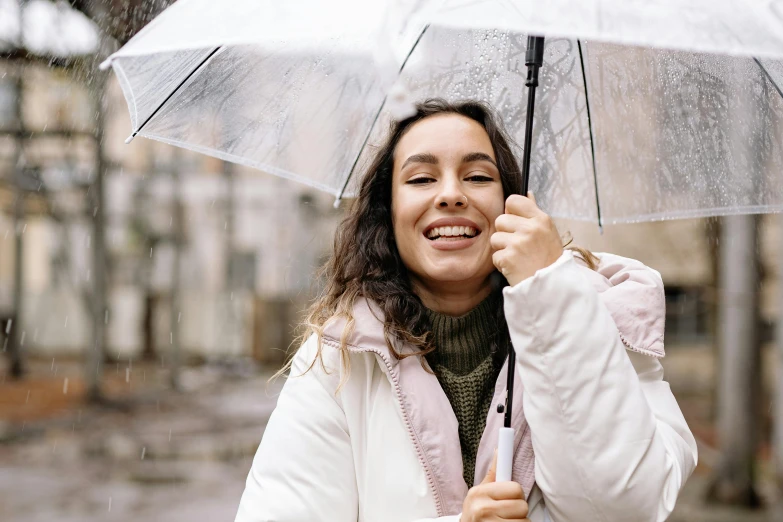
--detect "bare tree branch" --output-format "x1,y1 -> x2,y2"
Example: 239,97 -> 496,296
0,48 -> 84,68
68,0 -> 176,45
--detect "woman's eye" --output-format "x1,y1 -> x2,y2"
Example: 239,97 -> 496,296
406,177 -> 435,185
467,175 -> 494,182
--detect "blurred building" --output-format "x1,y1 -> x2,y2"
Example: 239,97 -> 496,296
0,3 -> 342,366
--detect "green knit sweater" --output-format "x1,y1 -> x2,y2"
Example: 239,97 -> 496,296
424,292 -> 505,487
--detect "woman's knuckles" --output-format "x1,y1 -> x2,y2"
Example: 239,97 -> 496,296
475,502 -> 493,519
497,482 -> 525,499
495,215 -> 554,239
505,194 -> 535,215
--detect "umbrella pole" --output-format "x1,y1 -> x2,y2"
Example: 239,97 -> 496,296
497,35 -> 546,483
520,36 -> 546,197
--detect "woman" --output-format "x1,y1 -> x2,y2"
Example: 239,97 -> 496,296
235,99 -> 697,522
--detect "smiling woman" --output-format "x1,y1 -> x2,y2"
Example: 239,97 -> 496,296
293,99 -> 530,364
235,99 -> 697,522
392,111 -> 508,316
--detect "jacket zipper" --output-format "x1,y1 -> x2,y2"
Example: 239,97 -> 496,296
349,345 -> 444,516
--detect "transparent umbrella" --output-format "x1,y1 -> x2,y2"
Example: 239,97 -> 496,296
101,0 -> 783,224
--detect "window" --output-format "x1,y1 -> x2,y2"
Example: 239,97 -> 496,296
0,77 -> 17,128
664,285 -> 710,344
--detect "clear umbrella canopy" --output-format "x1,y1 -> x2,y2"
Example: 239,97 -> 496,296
102,0 -> 783,224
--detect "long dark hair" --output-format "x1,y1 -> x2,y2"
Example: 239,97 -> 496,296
283,98 -> 594,388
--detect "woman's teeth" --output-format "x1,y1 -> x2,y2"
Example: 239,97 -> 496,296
426,226 -> 478,239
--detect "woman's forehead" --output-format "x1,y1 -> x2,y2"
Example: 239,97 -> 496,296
394,114 -> 495,164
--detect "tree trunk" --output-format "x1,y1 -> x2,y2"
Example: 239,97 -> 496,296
169,155 -> 183,390
223,160 -> 235,289
141,293 -> 156,361
85,68 -> 108,403
8,61 -> 25,379
707,214 -> 762,506
775,213 -> 783,514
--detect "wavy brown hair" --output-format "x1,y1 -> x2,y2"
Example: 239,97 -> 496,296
279,98 -> 597,389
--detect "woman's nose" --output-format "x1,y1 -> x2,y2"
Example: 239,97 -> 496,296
436,192 -> 469,208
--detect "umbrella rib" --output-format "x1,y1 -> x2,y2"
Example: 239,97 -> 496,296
127,46 -> 222,143
334,24 -> 431,204
577,40 -> 603,231
754,57 -> 783,102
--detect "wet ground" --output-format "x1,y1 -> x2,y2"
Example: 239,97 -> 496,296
0,350 -> 779,521
0,357 -> 279,522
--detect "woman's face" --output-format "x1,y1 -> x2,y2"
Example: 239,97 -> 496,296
391,113 -> 506,290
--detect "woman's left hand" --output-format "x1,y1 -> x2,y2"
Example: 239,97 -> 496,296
490,192 -> 563,287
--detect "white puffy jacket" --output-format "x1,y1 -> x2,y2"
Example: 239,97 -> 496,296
235,251 -> 697,521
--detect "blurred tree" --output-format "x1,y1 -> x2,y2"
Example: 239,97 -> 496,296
8,65 -> 26,379
776,216 -> 783,516
169,151 -> 183,390
0,0 -> 114,401
707,214 -> 762,507
85,66 -> 109,403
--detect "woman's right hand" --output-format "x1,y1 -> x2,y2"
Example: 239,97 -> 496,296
461,451 -> 530,522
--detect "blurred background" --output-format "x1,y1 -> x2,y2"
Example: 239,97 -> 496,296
0,1 -> 781,521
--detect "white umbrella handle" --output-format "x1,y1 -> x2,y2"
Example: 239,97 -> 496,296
496,427 -> 515,482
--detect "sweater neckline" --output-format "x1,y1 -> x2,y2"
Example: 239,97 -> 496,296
424,291 -> 502,375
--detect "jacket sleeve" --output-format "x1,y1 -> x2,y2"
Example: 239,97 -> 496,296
503,252 -> 697,522
234,336 -> 359,522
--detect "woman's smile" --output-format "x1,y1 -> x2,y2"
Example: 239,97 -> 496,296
423,217 -> 482,250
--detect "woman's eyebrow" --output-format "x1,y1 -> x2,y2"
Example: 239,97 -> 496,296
462,152 -> 497,166
401,153 -> 438,170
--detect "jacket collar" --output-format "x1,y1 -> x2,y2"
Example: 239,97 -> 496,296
321,252 -> 666,366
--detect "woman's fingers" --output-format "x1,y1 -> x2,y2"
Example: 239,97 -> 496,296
489,191 -> 562,286
505,193 -> 541,219
491,498 -> 529,520
494,213 -> 529,234
485,481 -> 525,501
462,480 -> 528,522
489,231 -> 515,250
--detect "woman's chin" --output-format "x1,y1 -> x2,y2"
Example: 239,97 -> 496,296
423,264 -> 491,285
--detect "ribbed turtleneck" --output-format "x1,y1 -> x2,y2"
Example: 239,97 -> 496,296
424,291 -> 501,374
423,291 -> 505,486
